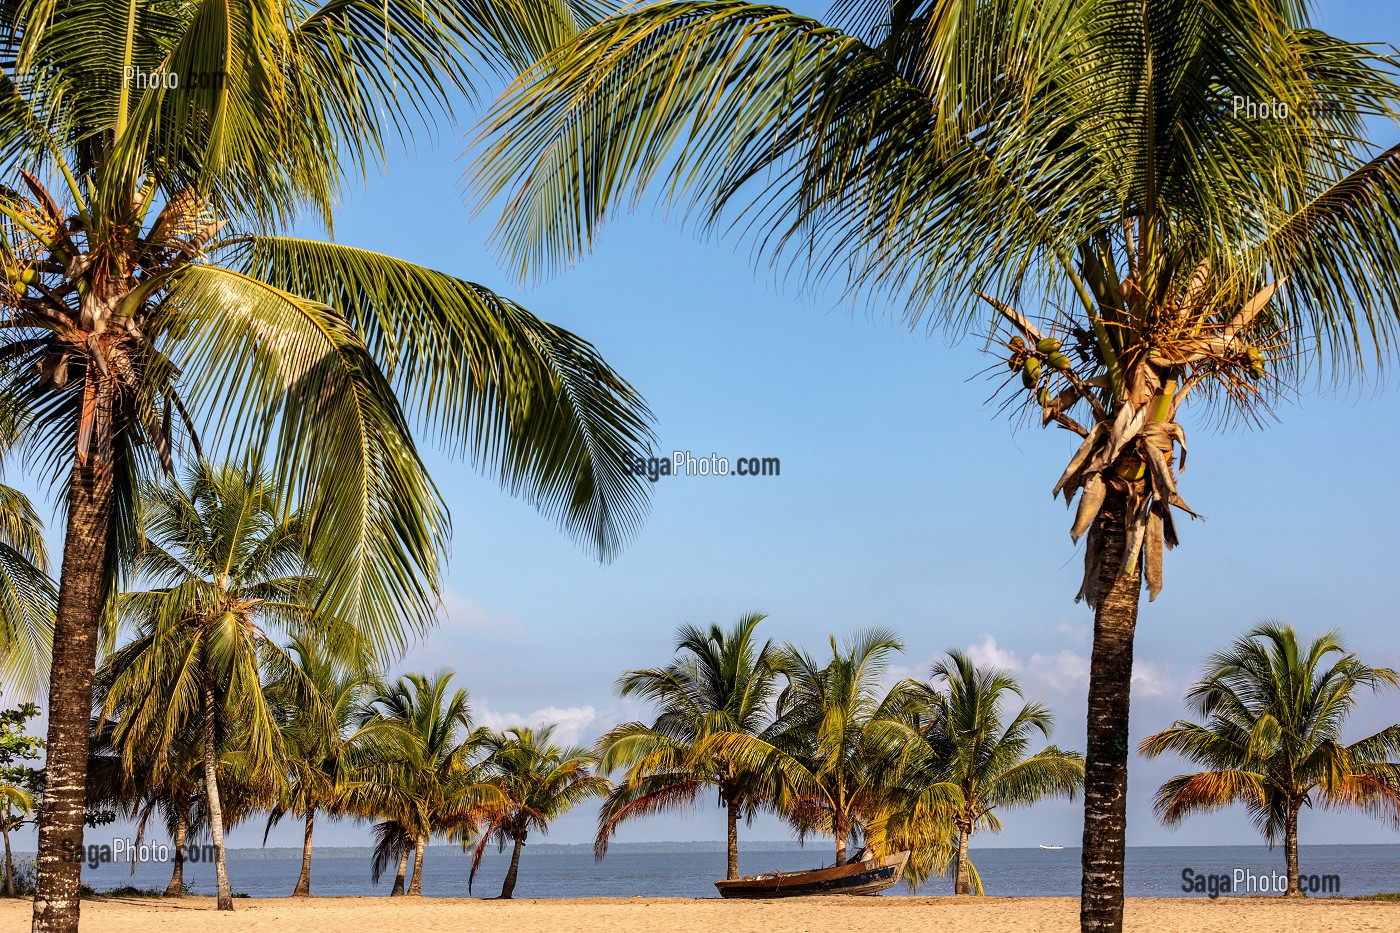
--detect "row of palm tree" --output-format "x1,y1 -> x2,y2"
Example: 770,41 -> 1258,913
599,616 -> 1399,897
597,615 -> 1085,893
82,469 -> 1089,901
85,464 -> 609,906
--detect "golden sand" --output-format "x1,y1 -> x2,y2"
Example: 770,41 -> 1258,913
3,896 -> 1398,933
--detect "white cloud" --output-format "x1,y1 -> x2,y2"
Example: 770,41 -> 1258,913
475,701 -> 599,747
1130,660 -> 1175,699
1026,648 -> 1090,694
964,634 -> 1022,672
953,634 -> 1170,700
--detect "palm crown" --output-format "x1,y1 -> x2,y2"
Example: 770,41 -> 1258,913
595,612 -> 780,879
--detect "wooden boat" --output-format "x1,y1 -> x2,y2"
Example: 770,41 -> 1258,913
714,850 -> 910,898
1039,844 -> 1064,850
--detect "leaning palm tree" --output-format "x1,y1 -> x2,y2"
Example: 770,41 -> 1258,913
470,725 -> 610,898
264,634 -> 385,897
595,612 -> 780,879
1,1 -> 653,927
477,3 -> 1400,928
910,651 -> 1083,894
1140,623 -> 1400,896
98,462 -> 343,910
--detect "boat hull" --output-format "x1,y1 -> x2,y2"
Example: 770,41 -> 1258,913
714,851 -> 910,899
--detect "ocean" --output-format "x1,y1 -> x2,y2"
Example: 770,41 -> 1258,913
61,843 -> 1400,899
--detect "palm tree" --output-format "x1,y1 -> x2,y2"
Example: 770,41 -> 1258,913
913,651 -> 1083,895
595,612 -> 780,879
1140,623 -> 1400,896
98,462 -> 341,910
1,2 -> 654,927
702,629 -> 917,867
362,670 -> 501,896
470,725 -> 610,898
264,634 -> 384,897
476,3 -> 1400,928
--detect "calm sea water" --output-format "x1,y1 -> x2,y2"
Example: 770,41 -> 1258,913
65,844 -> 1400,899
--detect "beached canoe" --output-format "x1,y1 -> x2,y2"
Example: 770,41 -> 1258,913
713,850 -> 910,898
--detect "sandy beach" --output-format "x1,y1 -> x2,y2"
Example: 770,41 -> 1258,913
2,896 -> 1397,933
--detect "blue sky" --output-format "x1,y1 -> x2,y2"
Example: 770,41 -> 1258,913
15,0 -> 1400,860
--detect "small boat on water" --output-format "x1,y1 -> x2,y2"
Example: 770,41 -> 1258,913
714,850 -> 910,899
1039,844 -> 1064,850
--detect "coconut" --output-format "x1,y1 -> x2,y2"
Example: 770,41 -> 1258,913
1021,369 -> 1037,390
1036,337 -> 1061,354
1046,352 -> 1073,371
1036,386 -> 1052,407
1023,357 -> 1043,381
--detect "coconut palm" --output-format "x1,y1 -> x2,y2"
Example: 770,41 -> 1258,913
0,485 -> 55,700
700,629 -> 919,867
595,612 -> 780,879
1140,623 -> 1400,896
361,670 -> 502,896
470,725 -> 609,898
911,651 -> 1083,894
477,2 -> 1400,928
98,462 -> 346,910
0,1 -> 654,926
263,634 -> 385,897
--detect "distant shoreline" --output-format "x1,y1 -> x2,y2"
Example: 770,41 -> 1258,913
13,841 -> 1400,860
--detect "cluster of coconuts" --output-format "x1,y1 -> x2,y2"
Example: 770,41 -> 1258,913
2,262 -> 41,297
1242,346 -> 1265,379
1007,335 -> 1075,405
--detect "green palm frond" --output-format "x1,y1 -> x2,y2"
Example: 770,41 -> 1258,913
223,236 -> 655,561
0,484 -> 54,699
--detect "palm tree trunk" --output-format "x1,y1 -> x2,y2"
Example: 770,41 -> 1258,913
500,832 -> 526,899
164,805 -> 187,897
33,379 -> 116,933
1080,484 -> 1143,933
293,808 -> 315,896
834,813 -> 848,867
4,819 -> 14,897
726,801 -> 739,880
954,823 -> 972,895
390,847 -> 408,896
1284,805 -> 1301,896
406,836 -> 425,895
202,677 -> 234,911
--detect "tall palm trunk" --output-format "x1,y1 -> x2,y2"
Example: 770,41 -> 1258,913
202,676 -> 234,911
164,804 -> 187,897
293,808 -> 315,896
725,801 -> 739,880
406,836 -> 425,895
1080,484 -> 1143,933
500,831 -> 525,899
1284,805 -> 1301,896
834,812 -> 849,867
4,817 -> 14,896
390,847 -> 408,896
953,819 -> 972,895
33,373 -> 117,933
